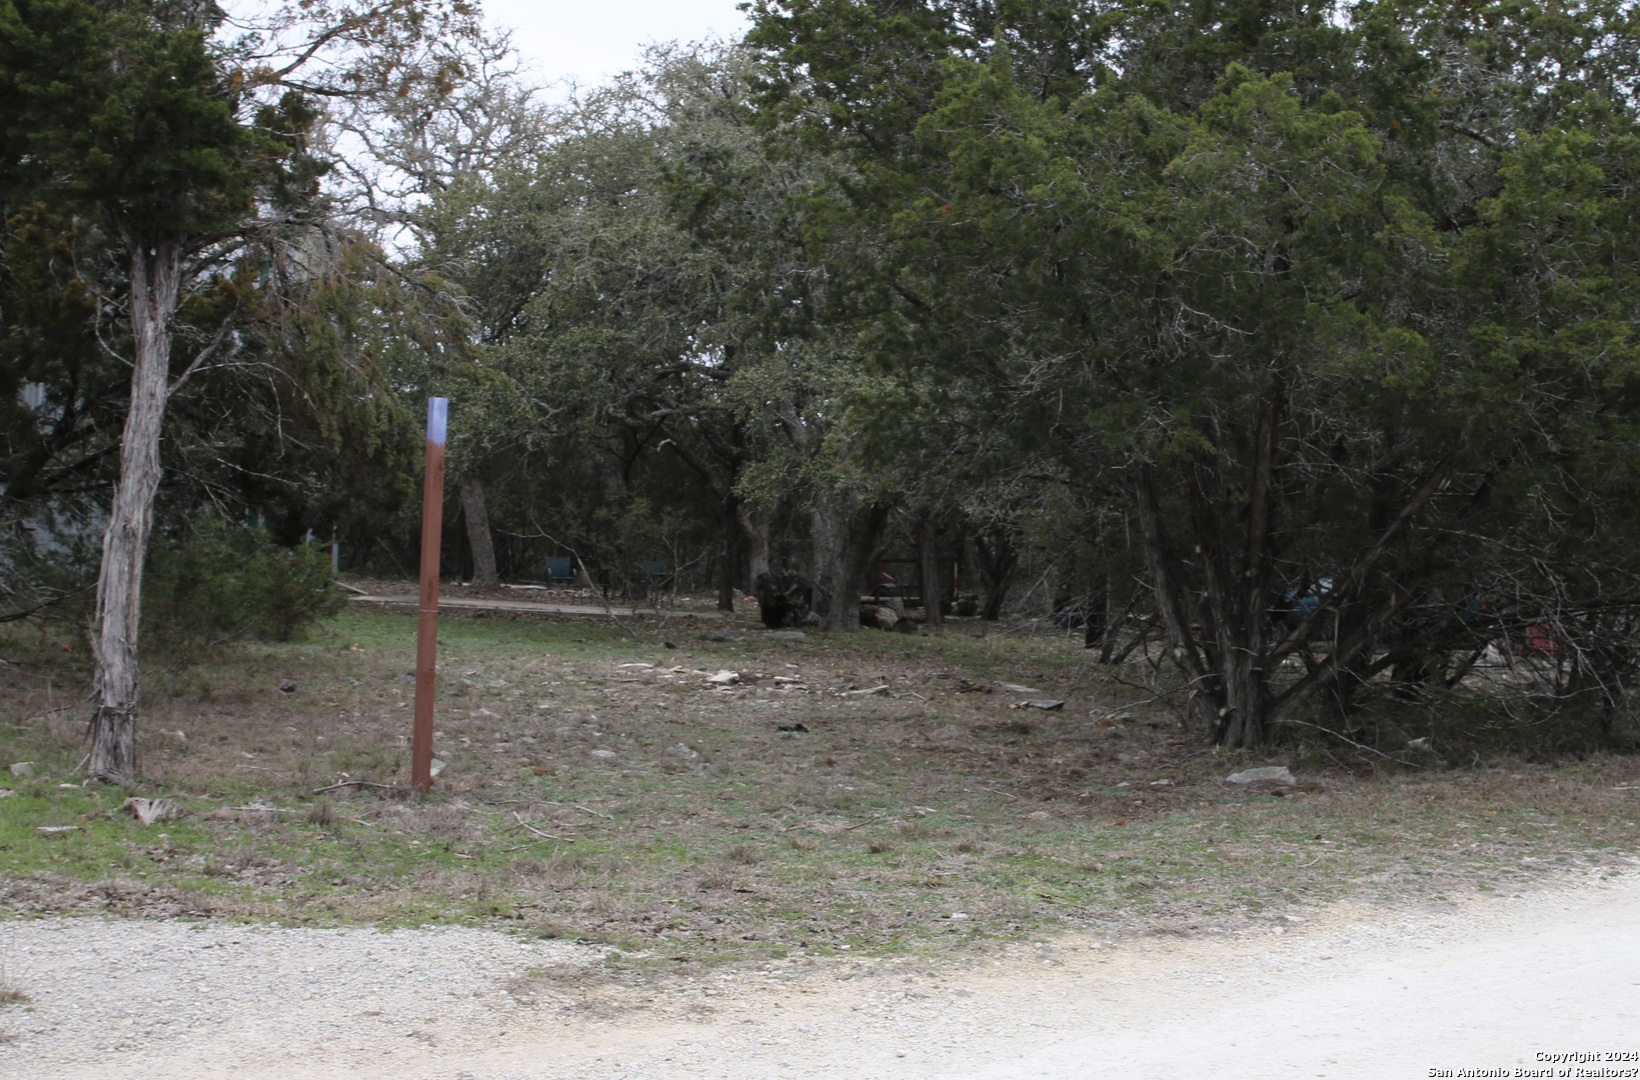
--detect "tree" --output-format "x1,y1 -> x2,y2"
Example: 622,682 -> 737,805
747,0 -> 1640,744
0,0 -> 486,780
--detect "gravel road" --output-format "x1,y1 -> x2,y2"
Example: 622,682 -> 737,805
4,864 -> 1637,1079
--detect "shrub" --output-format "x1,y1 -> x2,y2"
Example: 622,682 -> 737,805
143,516 -> 344,648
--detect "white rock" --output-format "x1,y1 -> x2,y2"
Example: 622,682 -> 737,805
9,761 -> 35,778
122,797 -> 183,826
1225,766 -> 1295,785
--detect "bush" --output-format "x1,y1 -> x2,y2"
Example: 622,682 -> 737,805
143,517 -> 345,648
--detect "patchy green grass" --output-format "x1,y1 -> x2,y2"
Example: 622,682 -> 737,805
3,602 -> 1639,974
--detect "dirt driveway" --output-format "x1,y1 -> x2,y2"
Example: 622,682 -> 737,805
5,865 -> 1637,1080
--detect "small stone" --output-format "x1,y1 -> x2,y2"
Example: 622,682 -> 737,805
590,749 -> 618,759
669,743 -> 701,759
277,681 -> 297,694
1024,699 -> 1066,711
0,788 -> 13,798
1225,766 -> 1295,785
706,670 -> 739,685
765,631 -> 807,642
9,761 -> 35,778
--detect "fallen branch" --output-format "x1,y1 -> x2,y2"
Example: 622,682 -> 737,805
1278,718 -> 1422,768
512,811 -> 575,842
311,780 -> 401,794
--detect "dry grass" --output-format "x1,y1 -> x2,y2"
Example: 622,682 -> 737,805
2,600 -> 1639,978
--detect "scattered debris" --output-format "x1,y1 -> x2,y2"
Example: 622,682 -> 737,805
1010,699 -> 1065,711
277,681 -> 297,694
0,788 -> 13,798
590,749 -> 618,759
1225,766 -> 1295,786
776,723 -> 810,733
997,682 -> 1044,695
765,630 -> 807,642
122,797 -> 183,826
839,685 -> 891,698
669,743 -> 701,759
700,630 -> 745,643
511,811 -> 574,842
8,761 -> 34,778
430,757 -> 446,777
36,825 -> 79,835
617,663 -> 654,670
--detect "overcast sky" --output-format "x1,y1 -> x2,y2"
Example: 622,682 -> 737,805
482,0 -> 755,92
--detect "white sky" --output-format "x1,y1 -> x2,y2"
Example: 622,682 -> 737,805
481,0 -> 754,92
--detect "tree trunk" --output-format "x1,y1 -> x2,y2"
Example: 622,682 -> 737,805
972,526 -> 1018,621
811,498 -> 889,632
919,515 -> 943,628
1133,465 -> 1222,737
458,475 -> 499,589
717,497 -> 741,612
88,237 -> 182,782
737,502 -> 772,591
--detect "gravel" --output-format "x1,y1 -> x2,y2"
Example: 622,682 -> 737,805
3,863 -> 1638,1079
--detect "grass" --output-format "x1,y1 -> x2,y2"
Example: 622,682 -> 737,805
3,600 -> 1639,981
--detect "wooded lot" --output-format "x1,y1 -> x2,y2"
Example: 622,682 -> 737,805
3,0 -> 1638,773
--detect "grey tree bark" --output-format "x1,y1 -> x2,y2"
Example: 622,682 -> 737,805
458,475 -> 499,588
738,502 -> 773,591
88,238 -> 183,783
811,499 -> 889,632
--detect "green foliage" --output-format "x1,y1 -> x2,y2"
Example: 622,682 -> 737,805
143,516 -> 344,649
0,0 -> 271,239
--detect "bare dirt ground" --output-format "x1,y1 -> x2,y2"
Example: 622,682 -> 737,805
4,864 -> 1637,1080
6,594 -> 1640,1078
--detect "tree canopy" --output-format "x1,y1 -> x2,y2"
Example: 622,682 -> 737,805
4,0 -> 1638,773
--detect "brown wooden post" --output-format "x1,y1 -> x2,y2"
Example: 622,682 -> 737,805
412,397 -> 448,794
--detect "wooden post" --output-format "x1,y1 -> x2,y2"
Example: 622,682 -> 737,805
412,397 -> 448,794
